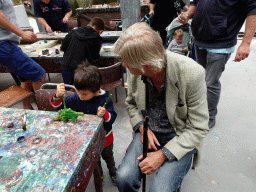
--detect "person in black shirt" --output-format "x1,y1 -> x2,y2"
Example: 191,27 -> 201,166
60,18 -> 104,85
33,0 -> 72,32
178,0 -> 256,128
149,0 -> 188,45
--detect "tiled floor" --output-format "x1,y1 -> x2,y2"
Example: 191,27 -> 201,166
1,40 -> 256,192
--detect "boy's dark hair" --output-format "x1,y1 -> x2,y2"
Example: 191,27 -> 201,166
89,17 -> 105,31
74,61 -> 102,93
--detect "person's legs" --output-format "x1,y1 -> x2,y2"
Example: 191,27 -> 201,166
31,73 -> 46,91
195,46 -> 231,127
0,41 -> 46,109
101,143 -> 117,185
116,132 -> 143,192
159,28 -> 167,46
101,143 -> 117,177
149,149 -> 196,192
61,70 -> 74,91
61,70 -> 74,85
20,73 -> 45,109
20,81 -> 34,109
195,46 -> 207,68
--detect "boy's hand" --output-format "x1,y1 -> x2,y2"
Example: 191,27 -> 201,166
56,83 -> 66,98
97,106 -> 106,117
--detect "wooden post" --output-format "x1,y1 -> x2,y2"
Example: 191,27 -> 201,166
120,0 -> 141,31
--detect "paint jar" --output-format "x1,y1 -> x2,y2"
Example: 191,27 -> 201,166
17,136 -> 26,143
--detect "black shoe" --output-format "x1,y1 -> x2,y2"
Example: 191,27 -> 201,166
209,119 -> 216,129
101,176 -> 104,185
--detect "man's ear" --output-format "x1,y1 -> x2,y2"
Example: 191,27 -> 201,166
98,30 -> 104,35
142,63 -> 152,70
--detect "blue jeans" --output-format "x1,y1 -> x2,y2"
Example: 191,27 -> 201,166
195,46 -> 231,121
116,132 -> 196,192
0,41 -> 45,82
61,70 -> 74,85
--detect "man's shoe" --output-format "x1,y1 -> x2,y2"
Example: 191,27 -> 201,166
111,176 -> 117,186
209,119 -> 216,129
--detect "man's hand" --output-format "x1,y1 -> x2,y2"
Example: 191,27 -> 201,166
139,125 -> 160,151
234,42 -> 250,62
137,150 -> 167,175
56,83 -> 66,98
62,16 -> 69,24
149,10 -> 154,16
46,26 -> 53,33
23,1 -> 31,7
21,31 -> 37,42
178,12 -> 189,24
97,106 -> 106,117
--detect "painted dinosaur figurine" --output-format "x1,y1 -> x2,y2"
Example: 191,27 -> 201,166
53,108 -> 84,122
53,96 -> 84,122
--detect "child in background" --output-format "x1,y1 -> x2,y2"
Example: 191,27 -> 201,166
50,62 -> 117,185
167,28 -> 188,55
60,17 -> 105,86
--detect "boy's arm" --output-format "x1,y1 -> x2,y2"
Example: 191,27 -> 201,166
49,83 -> 66,110
103,100 -> 117,124
49,93 -> 64,110
60,31 -> 72,52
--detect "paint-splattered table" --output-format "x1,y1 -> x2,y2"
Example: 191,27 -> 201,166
0,107 -> 105,192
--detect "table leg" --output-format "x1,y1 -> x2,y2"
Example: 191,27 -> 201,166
93,163 -> 103,192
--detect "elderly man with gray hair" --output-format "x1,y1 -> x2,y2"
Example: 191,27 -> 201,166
114,22 -> 209,192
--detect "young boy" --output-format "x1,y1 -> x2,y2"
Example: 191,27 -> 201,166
60,17 -> 105,86
50,63 -> 117,185
167,28 -> 188,55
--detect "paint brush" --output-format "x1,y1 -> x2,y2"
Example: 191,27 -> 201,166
22,111 -> 27,131
103,94 -> 112,108
62,95 -> 66,109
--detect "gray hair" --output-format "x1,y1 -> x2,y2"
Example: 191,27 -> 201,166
113,22 -> 165,72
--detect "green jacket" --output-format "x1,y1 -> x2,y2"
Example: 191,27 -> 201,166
125,51 -> 209,167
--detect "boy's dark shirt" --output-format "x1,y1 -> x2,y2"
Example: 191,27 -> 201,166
33,0 -> 71,32
50,91 -> 117,135
60,26 -> 102,72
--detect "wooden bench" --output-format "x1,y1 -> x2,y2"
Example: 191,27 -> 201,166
0,85 -> 33,108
